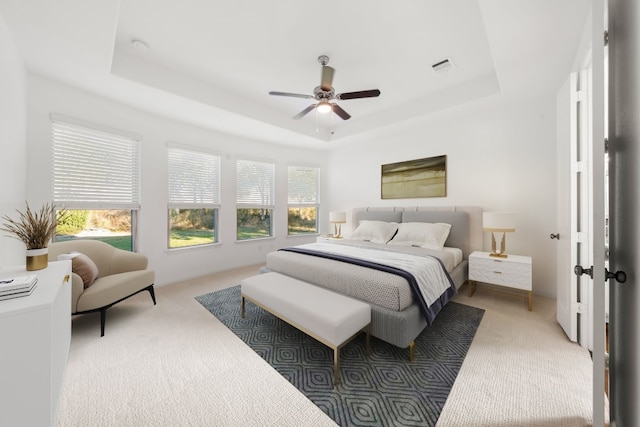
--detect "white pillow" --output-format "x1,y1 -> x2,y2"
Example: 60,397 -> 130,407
388,222 -> 452,250
350,220 -> 398,244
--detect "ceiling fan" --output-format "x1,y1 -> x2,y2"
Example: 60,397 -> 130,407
269,55 -> 381,121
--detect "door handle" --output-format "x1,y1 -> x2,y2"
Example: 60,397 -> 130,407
574,265 -> 593,278
606,268 -> 627,283
574,265 -> 627,283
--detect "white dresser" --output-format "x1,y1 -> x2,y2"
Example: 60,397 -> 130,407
468,251 -> 533,310
0,260 -> 72,426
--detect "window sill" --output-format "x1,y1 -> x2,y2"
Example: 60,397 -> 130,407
234,236 -> 276,244
165,242 -> 222,253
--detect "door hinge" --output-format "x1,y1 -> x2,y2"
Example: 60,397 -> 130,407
605,138 -> 609,153
604,30 -> 609,46
571,161 -> 587,173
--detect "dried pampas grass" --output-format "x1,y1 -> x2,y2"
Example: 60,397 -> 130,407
1,202 -> 65,250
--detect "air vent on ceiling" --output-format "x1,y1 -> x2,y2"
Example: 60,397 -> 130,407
431,58 -> 454,73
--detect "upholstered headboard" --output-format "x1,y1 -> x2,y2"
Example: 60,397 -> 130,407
352,206 -> 483,259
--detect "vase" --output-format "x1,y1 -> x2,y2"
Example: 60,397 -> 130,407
26,248 -> 48,271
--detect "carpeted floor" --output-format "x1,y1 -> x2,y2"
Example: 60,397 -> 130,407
54,264 -> 595,427
196,285 -> 484,427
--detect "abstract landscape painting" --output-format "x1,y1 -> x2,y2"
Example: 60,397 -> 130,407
381,155 -> 447,199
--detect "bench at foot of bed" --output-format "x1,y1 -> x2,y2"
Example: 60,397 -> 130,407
240,272 -> 371,385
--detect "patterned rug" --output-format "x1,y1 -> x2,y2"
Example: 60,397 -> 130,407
196,285 -> 484,427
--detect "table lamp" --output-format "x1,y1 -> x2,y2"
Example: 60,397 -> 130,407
329,211 -> 346,238
483,212 -> 515,258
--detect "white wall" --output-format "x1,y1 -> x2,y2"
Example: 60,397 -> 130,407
25,74 -> 327,286
0,14 -> 27,268
326,96 -> 559,298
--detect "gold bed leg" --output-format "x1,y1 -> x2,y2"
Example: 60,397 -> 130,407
528,291 -> 533,311
409,341 -> 415,362
241,296 -> 245,318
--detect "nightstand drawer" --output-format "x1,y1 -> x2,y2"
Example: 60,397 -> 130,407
469,254 -> 532,291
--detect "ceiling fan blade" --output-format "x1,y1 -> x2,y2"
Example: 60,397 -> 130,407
332,104 -> 351,120
269,91 -> 314,99
293,104 -> 317,120
336,89 -> 381,100
320,66 -> 335,91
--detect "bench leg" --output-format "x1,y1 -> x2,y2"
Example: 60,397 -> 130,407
240,296 -> 245,318
409,340 -> 415,362
365,325 -> 371,354
334,347 -> 340,385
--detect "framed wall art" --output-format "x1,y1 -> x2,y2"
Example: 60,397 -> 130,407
381,155 -> 447,199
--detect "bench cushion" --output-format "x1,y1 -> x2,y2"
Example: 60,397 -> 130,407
241,272 -> 370,347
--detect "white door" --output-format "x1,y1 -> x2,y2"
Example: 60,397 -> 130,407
557,70 -> 591,346
557,5 -> 606,425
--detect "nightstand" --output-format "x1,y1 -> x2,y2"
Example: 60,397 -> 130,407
468,251 -> 533,311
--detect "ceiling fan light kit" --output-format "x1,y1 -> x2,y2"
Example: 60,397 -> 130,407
269,55 -> 380,121
316,100 -> 332,114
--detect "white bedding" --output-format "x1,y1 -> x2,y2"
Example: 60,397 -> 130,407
296,241 -> 455,309
443,247 -> 463,267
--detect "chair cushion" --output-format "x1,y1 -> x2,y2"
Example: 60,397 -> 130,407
75,269 -> 155,313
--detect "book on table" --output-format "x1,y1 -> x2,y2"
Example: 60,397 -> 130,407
0,274 -> 38,300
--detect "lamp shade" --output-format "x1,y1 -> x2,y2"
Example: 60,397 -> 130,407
483,212 -> 515,232
329,211 -> 346,223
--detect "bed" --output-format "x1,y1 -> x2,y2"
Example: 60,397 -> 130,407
263,206 -> 483,358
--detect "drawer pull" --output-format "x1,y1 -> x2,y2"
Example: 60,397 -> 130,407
63,274 -> 70,282
493,271 -> 502,274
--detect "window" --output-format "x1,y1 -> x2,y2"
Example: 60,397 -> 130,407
51,116 -> 140,251
236,159 -> 274,240
167,145 -> 220,249
287,165 -> 320,235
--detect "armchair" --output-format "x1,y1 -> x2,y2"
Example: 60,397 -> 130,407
48,240 -> 156,336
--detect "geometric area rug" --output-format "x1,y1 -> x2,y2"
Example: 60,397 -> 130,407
196,285 -> 484,427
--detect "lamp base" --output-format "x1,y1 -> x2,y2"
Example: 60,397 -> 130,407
489,252 -> 508,258
490,232 -> 509,258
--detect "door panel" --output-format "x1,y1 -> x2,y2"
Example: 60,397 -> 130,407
609,0 -> 640,424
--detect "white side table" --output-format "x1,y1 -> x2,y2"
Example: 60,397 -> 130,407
468,251 -> 533,311
0,260 -> 72,426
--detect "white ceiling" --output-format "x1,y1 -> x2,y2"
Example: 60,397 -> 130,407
0,0 -> 590,148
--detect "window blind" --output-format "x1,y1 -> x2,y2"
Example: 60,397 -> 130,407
51,118 -> 140,209
236,159 -> 274,207
168,146 -> 221,208
288,166 -> 319,205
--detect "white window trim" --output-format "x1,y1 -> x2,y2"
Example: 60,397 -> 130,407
287,164 -> 320,236
236,157 -> 275,240
167,143 -> 221,249
51,114 -> 141,210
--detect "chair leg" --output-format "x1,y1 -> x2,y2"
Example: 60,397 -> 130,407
100,307 -> 107,337
146,284 -> 157,305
